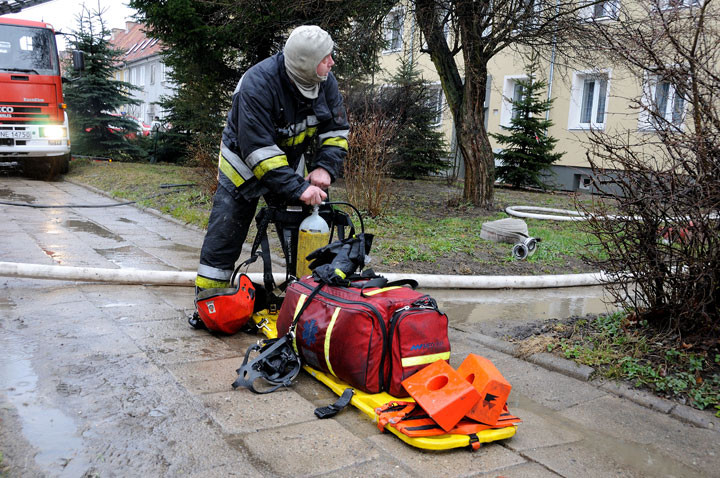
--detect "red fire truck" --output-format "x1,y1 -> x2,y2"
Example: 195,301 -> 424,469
0,17 -> 71,180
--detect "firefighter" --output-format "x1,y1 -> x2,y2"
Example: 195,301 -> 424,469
190,25 -> 349,329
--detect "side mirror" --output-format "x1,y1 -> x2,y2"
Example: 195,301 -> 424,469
72,50 -> 85,71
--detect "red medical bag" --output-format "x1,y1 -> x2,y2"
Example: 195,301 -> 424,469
277,277 -> 450,397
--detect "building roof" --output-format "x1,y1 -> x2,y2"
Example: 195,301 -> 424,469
110,21 -> 163,64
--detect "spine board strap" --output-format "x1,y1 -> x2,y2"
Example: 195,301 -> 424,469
314,387 -> 354,419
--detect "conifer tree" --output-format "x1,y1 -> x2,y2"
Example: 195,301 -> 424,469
386,57 -> 449,179
491,64 -> 563,189
64,5 -> 141,158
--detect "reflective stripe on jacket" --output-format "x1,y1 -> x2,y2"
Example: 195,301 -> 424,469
218,52 -> 349,202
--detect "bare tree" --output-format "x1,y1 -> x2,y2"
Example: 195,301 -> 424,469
574,0 -> 720,340
412,0 -> 584,207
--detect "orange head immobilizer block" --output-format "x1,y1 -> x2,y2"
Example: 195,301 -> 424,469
401,360 -> 481,432
457,354 -> 512,425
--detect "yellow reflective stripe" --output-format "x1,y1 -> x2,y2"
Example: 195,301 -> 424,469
195,277 -> 230,289
401,352 -> 451,368
363,286 -> 402,296
291,294 -> 307,355
218,152 -> 245,187
253,155 -> 289,179
335,269 -> 346,279
280,126 -> 317,147
324,307 -> 341,376
322,137 -> 349,150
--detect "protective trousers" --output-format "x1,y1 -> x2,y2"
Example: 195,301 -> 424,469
195,186 -> 259,290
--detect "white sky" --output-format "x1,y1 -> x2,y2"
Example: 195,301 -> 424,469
3,0 -> 138,51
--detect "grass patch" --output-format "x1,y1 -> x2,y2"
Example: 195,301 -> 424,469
539,311 -> 720,414
66,160 -> 599,275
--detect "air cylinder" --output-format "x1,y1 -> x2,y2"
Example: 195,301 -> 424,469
295,205 -> 330,277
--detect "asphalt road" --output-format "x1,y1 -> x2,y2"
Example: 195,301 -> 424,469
0,177 -> 718,478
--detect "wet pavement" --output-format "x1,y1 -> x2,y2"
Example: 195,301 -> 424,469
0,177 -> 718,478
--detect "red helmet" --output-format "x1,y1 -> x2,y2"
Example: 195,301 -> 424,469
195,274 -> 255,334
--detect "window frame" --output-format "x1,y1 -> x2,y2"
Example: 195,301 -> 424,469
568,70 -> 611,130
580,0 -> 620,20
638,73 -> 686,131
659,0 -> 700,9
500,75 -> 530,128
425,83 -> 445,127
382,7 -> 405,54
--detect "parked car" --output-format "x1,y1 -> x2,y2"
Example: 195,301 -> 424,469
85,114 -> 151,139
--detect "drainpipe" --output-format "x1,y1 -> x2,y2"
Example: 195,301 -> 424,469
546,0 -> 561,124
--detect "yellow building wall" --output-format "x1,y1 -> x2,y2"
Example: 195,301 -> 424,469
372,2 -> 660,181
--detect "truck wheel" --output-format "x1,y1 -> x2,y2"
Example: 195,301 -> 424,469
23,156 -> 68,181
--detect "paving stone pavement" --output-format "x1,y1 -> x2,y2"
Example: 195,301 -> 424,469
0,177 -> 718,478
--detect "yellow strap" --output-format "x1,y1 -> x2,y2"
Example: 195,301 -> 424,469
324,307 -> 341,376
363,286 -> 402,296
291,294 -> 307,355
401,352 -> 451,368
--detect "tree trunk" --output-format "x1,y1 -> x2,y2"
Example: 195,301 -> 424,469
456,104 -> 494,208
414,0 -> 496,208
456,64 -> 494,208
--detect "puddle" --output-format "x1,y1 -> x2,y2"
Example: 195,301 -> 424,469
0,187 -> 36,204
94,245 -> 169,268
0,335 -> 88,476
41,247 -> 64,264
0,297 -> 17,312
431,286 -> 616,333
64,219 -> 123,242
166,243 -> 200,254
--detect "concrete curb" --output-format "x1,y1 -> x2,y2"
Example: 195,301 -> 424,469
464,330 -> 720,431
526,352 -> 595,382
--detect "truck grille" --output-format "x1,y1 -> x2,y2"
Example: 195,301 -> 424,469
0,102 -> 51,123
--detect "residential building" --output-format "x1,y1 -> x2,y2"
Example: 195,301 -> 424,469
375,2 -> 687,192
110,21 -> 172,126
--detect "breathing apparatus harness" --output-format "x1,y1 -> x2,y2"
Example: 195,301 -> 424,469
232,202 -> 375,395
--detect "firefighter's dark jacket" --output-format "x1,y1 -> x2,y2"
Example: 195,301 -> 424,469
218,52 -> 349,202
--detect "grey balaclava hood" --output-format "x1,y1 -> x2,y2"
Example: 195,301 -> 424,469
283,25 -> 334,99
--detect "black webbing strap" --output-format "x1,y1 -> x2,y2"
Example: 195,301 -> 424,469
314,387 -> 354,419
239,207 -> 276,294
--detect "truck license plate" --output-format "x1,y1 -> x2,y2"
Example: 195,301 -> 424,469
0,130 -> 31,139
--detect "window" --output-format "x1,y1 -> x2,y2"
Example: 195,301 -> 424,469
569,71 -> 610,129
639,75 -> 686,130
516,0 -> 542,32
426,85 -> 444,126
500,76 -> 529,127
383,8 -> 404,53
150,64 -> 156,85
660,0 -> 700,9
580,0 -> 619,19
130,67 -> 136,85
139,65 -> 145,86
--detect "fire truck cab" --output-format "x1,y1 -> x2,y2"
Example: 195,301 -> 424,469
0,18 -> 71,180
